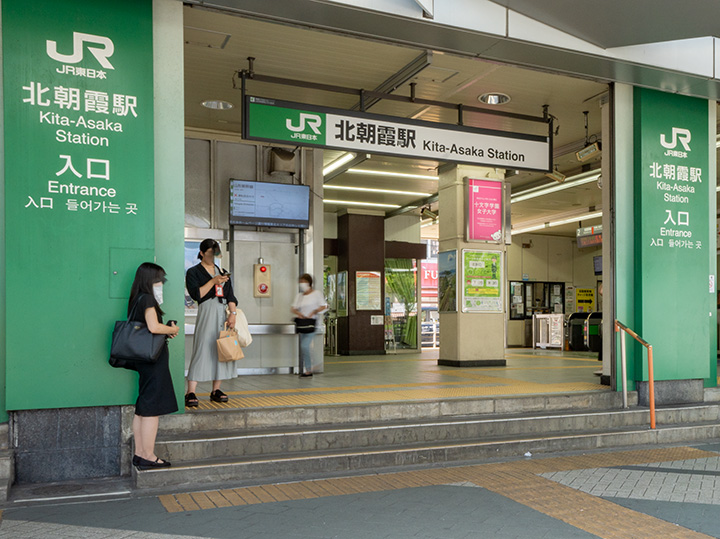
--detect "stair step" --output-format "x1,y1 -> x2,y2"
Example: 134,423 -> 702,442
136,421 -> 720,489
155,405 -> 720,463
157,391 -> 633,435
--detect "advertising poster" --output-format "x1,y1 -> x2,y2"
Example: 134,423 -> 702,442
337,271 -> 348,317
356,271 -> 382,310
438,250 -> 457,312
467,178 -> 503,242
462,250 -> 503,313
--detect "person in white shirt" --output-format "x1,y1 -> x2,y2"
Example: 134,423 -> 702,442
291,273 -> 327,377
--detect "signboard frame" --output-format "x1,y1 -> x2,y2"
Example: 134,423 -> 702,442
243,95 -> 551,172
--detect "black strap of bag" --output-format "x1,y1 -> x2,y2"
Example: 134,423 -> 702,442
109,294 -> 166,369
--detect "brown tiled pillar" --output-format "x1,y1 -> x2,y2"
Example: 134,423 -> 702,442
337,211 -> 385,355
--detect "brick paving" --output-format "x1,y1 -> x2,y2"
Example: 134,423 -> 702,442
4,444 -> 720,538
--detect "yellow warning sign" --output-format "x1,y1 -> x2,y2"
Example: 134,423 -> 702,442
575,288 -> 595,312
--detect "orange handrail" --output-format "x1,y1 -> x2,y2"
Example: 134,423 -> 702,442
615,320 -> 655,429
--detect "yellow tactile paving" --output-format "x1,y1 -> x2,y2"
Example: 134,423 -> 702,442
160,446 -> 720,539
190,381 -> 605,410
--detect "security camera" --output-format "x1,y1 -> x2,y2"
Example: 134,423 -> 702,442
421,207 -> 438,220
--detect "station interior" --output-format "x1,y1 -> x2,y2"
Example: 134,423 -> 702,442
179,5 -> 718,407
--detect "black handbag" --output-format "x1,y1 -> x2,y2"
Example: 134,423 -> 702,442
294,317 -> 316,334
109,295 -> 166,369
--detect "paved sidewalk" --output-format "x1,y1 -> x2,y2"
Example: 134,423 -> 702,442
4,443 -> 720,538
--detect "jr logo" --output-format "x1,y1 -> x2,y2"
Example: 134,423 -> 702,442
660,127 -> 691,152
46,32 -> 115,70
286,113 -> 322,135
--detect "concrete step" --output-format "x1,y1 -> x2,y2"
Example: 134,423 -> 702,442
158,391 -> 633,435
155,405 -> 719,463
136,421 -> 720,490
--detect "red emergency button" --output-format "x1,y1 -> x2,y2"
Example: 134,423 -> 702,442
258,283 -> 268,293
260,266 -> 267,273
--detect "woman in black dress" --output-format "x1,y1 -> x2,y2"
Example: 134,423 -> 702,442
128,263 -> 180,470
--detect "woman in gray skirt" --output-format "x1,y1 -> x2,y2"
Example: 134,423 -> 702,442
184,239 -> 239,407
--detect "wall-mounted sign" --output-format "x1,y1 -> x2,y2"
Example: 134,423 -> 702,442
438,250 -> 457,312
466,178 -> 504,242
461,250 -> 503,313
633,88 -> 712,380
3,0 -> 155,411
356,271 -> 382,311
244,96 -> 550,171
575,288 -> 595,312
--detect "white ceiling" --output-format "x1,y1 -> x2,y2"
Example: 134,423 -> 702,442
181,6 -> 655,238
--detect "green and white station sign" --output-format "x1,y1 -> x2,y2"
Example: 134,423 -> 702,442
633,88 -> 713,381
3,0 -> 155,411
245,96 -> 551,171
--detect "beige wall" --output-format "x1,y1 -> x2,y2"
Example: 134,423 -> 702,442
507,233 -> 602,346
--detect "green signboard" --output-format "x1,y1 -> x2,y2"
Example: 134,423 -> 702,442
3,0 -> 154,410
245,96 -> 551,171
633,88 -> 712,381
461,250 -> 503,313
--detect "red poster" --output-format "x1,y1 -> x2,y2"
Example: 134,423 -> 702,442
467,178 -> 503,242
421,260 -> 438,298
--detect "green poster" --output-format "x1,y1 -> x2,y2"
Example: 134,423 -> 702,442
633,88 -> 712,381
461,250 -> 502,313
3,0 -> 155,410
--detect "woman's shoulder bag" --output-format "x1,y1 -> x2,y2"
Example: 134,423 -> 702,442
109,295 -> 166,369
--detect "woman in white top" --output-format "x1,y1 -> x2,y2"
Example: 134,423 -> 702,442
291,273 -> 327,377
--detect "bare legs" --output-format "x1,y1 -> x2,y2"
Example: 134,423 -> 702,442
133,414 -> 165,463
186,380 -> 222,394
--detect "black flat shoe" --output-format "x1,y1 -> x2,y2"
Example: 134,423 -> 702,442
300,372 -> 313,377
210,389 -> 228,403
135,456 -> 171,470
185,392 -> 199,407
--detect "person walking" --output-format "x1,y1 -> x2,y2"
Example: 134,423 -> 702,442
291,273 -> 327,377
128,263 -> 180,470
185,239 -> 239,406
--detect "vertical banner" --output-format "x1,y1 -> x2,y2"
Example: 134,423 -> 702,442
461,250 -> 503,313
3,0 -> 154,409
466,178 -> 503,242
634,88 -> 711,380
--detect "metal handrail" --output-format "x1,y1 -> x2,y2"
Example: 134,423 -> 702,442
615,320 -> 656,429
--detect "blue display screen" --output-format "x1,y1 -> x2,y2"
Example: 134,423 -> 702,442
230,179 -> 310,228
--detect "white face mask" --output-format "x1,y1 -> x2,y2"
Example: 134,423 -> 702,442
153,282 -> 164,305
299,282 -> 310,293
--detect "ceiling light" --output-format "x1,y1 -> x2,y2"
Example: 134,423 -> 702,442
511,210 -> 603,235
716,185 -> 720,192
478,92 -> 511,105
347,169 -> 439,180
511,170 -> 600,203
324,185 -> 432,197
421,219 -> 437,228
323,199 -> 401,209
201,99 -> 233,110
323,153 -> 356,176
548,211 -> 603,227
511,224 -> 547,235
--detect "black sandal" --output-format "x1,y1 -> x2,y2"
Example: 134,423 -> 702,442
185,392 -> 199,407
210,389 -> 228,403
134,456 -> 171,470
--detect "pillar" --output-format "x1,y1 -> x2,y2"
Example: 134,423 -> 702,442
337,210 -> 385,355
438,165 -> 506,367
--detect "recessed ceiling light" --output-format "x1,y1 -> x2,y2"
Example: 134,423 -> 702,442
202,99 -> 234,110
323,199 -> 400,209
478,93 -> 511,105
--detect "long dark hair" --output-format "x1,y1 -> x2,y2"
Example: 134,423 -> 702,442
128,262 -> 165,319
198,238 -> 219,260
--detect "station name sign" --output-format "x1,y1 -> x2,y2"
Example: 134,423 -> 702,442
244,96 -> 551,171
